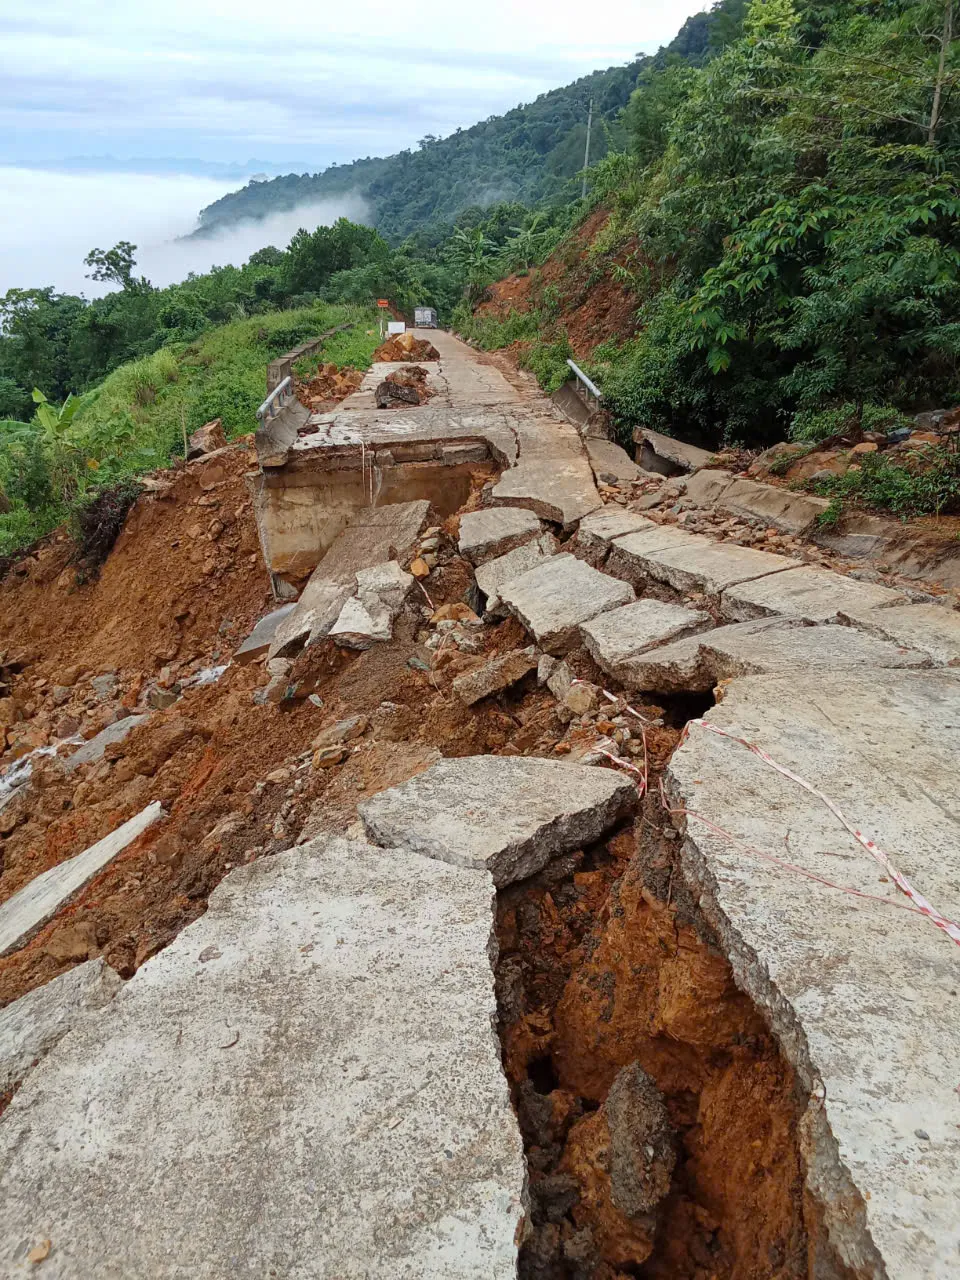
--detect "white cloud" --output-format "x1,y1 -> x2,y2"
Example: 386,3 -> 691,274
0,0 -> 710,163
0,167 -> 366,295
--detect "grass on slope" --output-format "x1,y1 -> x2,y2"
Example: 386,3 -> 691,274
0,304 -> 378,559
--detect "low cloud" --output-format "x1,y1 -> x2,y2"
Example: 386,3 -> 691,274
0,167 -> 367,296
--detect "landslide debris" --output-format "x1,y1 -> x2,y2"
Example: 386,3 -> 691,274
373,331 -> 440,362
295,362 -> 364,412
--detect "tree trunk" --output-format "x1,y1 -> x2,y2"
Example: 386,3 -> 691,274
928,0 -> 954,147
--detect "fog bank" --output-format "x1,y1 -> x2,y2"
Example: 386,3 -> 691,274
0,168 -> 367,297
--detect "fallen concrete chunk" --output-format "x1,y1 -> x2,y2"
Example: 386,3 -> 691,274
499,553 -> 636,654
586,438 -> 643,485
329,561 -> 414,650
452,646 -> 539,706
637,540 -> 797,596
0,802 -> 165,958
633,428 -> 713,475
458,507 -> 542,566
474,532 -> 559,614
233,604 -> 297,664
839,602 -> 960,666
721,565 -> 907,623
667,671 -> 960,1278
0,959 -> 122,1093
361,755 -> 636,886
580,600 -> 712,679
267,576 -> 354,659
0,837 -> 525,1278
620,619 -> 931,692
62,714 -> 150,774
570,509 -> 660,566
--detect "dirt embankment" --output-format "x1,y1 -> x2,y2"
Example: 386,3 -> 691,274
477,209 -> 643,361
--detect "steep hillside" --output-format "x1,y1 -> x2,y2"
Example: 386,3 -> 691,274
193,3 -> 742,242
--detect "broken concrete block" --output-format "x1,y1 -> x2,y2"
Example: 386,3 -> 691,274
667,670 -> 960,1277
619,619 -> 931,693
0,802 -> 165,957
715,476 -> 831,534
498,553 -> 636,654
62,714 -> 151,773
634,428 -> 713,475
683,468 -> 735,506
632,540 -> 797,596
563,681 -> 599,717
267,577 -> 354,660
320,500 -> 432,582
605,526 -> 708,589
839,602 -> 960,666
458,507 -> 542,566
570,509 -> 660,566
0,836 -> 526,1278
452,647 -> 539,706
580,600 -> 712,679
585,438 -> 643,485
490,443 -> 601,528
0,959 -> 122,1093
474,532 -> 559,614
360,755 -> 636,887
233,604 -> 297,664
721,565 -> 907,624
329,561 -> 414,650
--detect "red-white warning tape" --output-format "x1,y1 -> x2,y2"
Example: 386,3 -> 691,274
685,719 -> 960,948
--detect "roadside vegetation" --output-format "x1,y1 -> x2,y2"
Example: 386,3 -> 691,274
0,305 -> 372,557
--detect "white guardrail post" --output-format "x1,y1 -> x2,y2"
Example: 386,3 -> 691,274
256,375 -> 295,425
566,359 -> 602,410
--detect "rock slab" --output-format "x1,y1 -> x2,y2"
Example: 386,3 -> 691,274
0,802 -> 165,958
498,553 -> 635,654
0,837 -> 525,1279
452,646 -> 539,706
360,755 -> 636,886
233,604 -> 297,664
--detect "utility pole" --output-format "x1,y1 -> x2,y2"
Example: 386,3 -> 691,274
581,99 -> 594,200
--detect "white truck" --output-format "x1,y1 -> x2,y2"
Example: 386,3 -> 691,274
414,306 -> 438,328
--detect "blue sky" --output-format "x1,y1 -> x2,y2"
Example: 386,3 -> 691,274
1,0 -> 709,170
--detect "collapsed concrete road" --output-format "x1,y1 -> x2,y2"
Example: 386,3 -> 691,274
3,327 -> 960,1279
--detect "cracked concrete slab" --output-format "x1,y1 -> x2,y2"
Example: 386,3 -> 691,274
618,619 -> 931,692
0,802 -> 165,958
233,604 -> 297,664
571,509 -> 661,566
498,553 -> 636,653
0,959 -> 122,1093
585,438 -> 643,484
474,532 -> 559,614
605,525 -> 709,588
632,539 -> 798,596
580,600 -> 712,679
721,565 -> 907,623
839,602 -> 960,666
458,506 -> 542,566
360,755 -> 636,886
452,646 -> 539,706
328,561 -> 414,650
0,836 -> 525,1279
666,670 -> 960,1279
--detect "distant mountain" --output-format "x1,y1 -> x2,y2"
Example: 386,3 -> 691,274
194,61 -> 641,242
193,4 -> 738,243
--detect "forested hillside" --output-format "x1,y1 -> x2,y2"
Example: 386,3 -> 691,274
194,4 -> 743,241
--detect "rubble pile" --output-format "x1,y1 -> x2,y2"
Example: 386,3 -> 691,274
372,331 -> 440,362
295,363 -> 364,412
